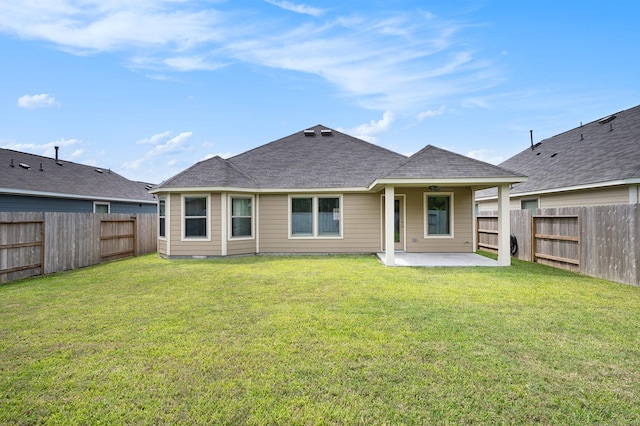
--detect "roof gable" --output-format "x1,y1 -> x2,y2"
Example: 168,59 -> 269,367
385,145 -> 523,179
227,125 -> 407,189
0,148 -> 155,203
159,155 -> 259,188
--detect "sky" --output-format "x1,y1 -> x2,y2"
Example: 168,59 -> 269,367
1,0 -> 639,184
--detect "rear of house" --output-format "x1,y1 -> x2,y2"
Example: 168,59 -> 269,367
152,125 -> 526,265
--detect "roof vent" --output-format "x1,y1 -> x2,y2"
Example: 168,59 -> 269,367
10,159 -> 15,168
303,129 -> 315,136
19,163 -> 30,170
598,114 -> 616,124
95,168 -> 103,173
39,163 -> 44,171
550,153 -> 558,158
145,184 -> 153,190
321,129 -> 332,136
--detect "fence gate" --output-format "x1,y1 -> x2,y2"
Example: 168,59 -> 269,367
0,219 -> 45,282
100,217 -> 137,262
532,215 -> 580,271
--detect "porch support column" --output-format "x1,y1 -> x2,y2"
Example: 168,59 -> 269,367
497,184 -> 511,266
385,185 -> 395,266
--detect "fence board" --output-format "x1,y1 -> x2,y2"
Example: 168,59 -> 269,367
481,205 -> 639,286
1,212 -> 157,283
0,212 -> 44,282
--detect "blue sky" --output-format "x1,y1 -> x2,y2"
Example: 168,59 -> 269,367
1,0 -> 639,184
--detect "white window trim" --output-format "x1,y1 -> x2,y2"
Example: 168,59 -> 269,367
158,196 -> 167,240
424,192 -> 454,238
93,201 -> 110,213
181,193 -> 211,241
228,194 -> 255,240
520,197 -> 540,211
288,194 -> 343,239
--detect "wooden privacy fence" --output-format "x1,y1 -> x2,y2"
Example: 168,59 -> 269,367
1,212 -> 157,283
478,205 -> 640,286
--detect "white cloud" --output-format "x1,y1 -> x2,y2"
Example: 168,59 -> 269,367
17,93 -> 60,109
0,2 -> 499,111
417,106 -> 447,121
466,149 -> 504,165
123,131 -> 193,172
136,131 -> 172,145
343,111 -> 394,143
265,0 -> 325,17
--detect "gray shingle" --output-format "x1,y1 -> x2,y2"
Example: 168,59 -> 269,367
156,124 -> 526,191
159,156 -> 259,188
0,148 -> 155,202
385,145 -> 524,179
477,104 -> 640,198
227,125 -> 407,189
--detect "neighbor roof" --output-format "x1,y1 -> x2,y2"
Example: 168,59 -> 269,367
155,124 -> 526,191
477,103 -> 640,199
0,148 -> 156,203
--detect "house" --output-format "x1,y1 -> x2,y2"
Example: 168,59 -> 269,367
0,147 -> 156,213
476,104 -> 640,211
150,125 -> 526,266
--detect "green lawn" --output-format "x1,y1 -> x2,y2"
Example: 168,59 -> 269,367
1,254 -> 639,425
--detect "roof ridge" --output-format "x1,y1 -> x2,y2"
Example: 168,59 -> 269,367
224,156 -> 260,185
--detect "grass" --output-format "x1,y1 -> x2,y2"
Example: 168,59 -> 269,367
1,254 -> 639,425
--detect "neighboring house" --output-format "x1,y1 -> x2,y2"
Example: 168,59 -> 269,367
0,147 -> 157,213
476,104 -> 640,211
150,125 -> 526,266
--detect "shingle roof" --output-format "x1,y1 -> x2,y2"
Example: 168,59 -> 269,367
159,155 -> 259,189
385,145 -> 523,179
155,124 -> 526,191
0,148 -> 156,203
477,103 -> 640,198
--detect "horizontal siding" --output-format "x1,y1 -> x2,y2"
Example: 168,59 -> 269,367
399,188 -> 474,253
228,239 -> 256,256
539,186 -> 629,208
0,194 -> 93,212
167,192 -> 221,257
259,193 -> 380,254
478,185 -> 631,212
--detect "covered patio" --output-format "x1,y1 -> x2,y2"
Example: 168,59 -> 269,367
377,252 -> 500,267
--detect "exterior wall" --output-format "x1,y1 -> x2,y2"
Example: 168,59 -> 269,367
536,186 -> 629,208
258,193 -> 381,254
166,192 -> 222,257
160,188 -> 477,257
477,185 -> 632,212
0,194 -> 155,213
397,187 -> 475,253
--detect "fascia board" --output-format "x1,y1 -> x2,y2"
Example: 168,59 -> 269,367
151,186 -> 370,194
475,178 -> 640,201
368,176 -> 527,191
0,187 -> 156,204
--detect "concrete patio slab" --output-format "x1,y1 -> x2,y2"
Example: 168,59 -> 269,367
377,252 -> 501,267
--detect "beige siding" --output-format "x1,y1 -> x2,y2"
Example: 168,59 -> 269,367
259,193 -> 381,254
168,192 -> 222,257
478,185 -> 631,212
157,237 -> 167,255
398,187 -> 474,253
228,238 -> 256,256
538,186 -> 629,208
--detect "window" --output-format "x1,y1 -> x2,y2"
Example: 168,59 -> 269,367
94,202 -> 109,213
158,198 -> 166,238
290,196 -> 341,238
425,193 -> 453,237
231,196 -> 253,238
184,196 -> 207,238
521,199 -> 538,212
291,197 -> 313,236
